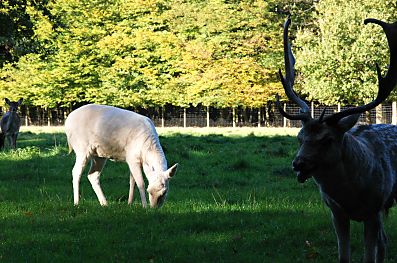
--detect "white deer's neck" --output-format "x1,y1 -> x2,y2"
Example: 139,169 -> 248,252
142,136 -> 168,172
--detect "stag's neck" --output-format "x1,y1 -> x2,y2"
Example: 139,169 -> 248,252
315,133 -> 375,188
341,133 -> 376,177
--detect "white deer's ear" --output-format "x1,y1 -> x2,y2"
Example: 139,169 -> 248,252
165,163 -> 178,179
337,113 -> 361,133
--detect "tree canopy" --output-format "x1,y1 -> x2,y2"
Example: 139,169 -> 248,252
0,0 -> 396,110
295,0 -> 397,105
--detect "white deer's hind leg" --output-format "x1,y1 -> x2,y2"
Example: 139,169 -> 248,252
72,154 -> 88,205
87,156 -> 108,206
128,174 -> 135,205
127,161 -> 147,208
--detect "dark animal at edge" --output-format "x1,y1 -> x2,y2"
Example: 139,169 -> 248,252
276,17 -> 397,263
0,98 -> 23,149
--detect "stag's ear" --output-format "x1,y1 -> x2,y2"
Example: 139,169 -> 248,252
17,98 -> 23,105
5,98 -> 10,105
336,113 -> 361,133
165,163 -> 178,179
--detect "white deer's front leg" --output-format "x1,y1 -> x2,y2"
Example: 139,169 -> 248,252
127,161 -> 147,208
72,154 -> 88,205
128,174 -> 135,205
331,210 -> 351,263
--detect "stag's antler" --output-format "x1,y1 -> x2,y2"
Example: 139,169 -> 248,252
323,19 -> 397,124
276,16 -> 311,122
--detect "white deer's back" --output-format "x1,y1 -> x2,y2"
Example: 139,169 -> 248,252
65,104 -> 154,162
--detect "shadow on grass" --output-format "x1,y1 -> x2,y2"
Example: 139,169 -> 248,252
0,204 -> 337,262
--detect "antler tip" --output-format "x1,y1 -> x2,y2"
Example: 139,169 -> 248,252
364,18 -> 386,28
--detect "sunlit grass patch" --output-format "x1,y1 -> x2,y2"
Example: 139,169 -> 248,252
0,127 -> 396,262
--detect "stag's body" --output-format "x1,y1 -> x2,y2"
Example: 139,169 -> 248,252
318,124 -> 397,221
65,104 -> 177,208
0,98 -> 23,149
277,17 -> 397,262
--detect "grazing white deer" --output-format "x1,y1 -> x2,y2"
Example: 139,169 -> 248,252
277,17 -> 397,263
65,104 -> 178,208
0,98 -> 23,149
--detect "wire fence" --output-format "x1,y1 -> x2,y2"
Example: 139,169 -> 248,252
1,102 -> 395,128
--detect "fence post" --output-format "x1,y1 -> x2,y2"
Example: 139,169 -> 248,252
283,103 -> 287,128
232,107 -> 236,128
258,107 -> 261,128
183,108 -> 187,128
375,104 -> 383,124
206,106 -> 210,128
47,108 -> 51,126
161,106 -> 165,128
25,106 -> 29,126
392,102 -> 397,125
311,101 -> 314,118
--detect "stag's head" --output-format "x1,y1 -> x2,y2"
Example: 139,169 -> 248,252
277,17 -> 397,183
5,98 -> 23,113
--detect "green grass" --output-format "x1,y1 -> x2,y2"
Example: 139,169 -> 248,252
1,127 -> 396,262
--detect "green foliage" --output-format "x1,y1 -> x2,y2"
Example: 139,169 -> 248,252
0,0 -> 287,109
295,0 -> 397,105
2,0 -> 396,109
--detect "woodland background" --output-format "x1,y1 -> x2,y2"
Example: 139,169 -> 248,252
0,0 -> 396,126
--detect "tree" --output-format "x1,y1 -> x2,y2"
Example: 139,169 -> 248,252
294,0 -> 397,105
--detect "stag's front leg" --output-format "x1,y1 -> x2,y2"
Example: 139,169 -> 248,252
364,213 -> 384,263
331,210 -> 351,263
377,223 -> 387,263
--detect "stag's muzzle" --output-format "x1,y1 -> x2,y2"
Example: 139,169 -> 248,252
292,157 -> 312,183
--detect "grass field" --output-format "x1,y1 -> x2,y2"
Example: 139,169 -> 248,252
1,127 -> 397,262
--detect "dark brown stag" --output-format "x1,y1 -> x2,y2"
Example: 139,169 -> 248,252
277,17 -> 397,263
0,98 -> 23,149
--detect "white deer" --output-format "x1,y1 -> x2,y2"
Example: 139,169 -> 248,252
65,104 -> 178,208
